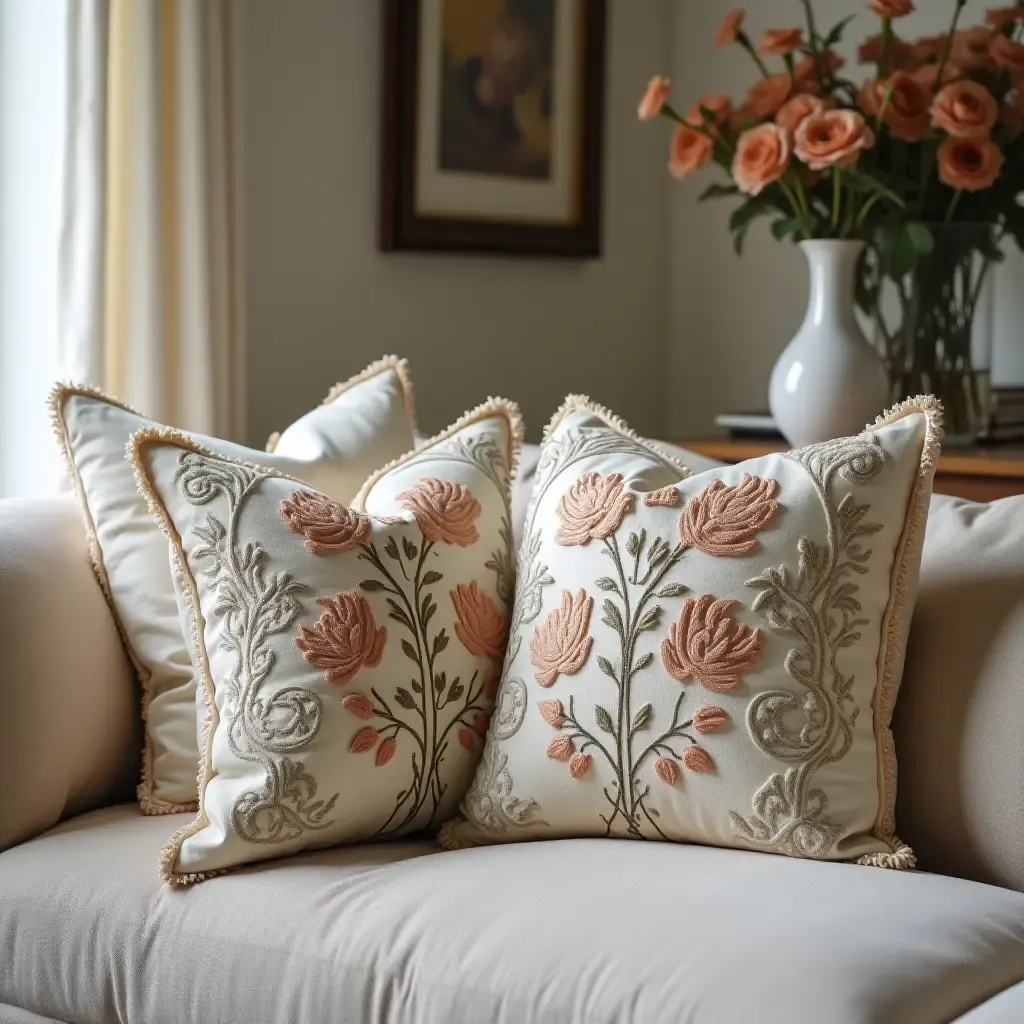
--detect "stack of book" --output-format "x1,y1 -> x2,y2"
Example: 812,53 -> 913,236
982,387 -> 1024,443
713,411 -> 783,440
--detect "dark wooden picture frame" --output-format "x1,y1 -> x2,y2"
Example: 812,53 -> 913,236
380,0 -> 607,257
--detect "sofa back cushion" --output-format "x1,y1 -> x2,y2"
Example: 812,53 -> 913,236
894,492 -> 1024,892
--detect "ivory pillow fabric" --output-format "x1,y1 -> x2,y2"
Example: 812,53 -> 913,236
130,399 -> 521,884
442,395 -> 942,866
50,357 -> 416,814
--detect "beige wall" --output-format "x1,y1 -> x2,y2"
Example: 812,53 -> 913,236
241,0 -> 673,446
668,0 -> 1024,435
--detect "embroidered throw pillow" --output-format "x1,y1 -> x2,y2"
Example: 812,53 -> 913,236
50,356 -> 416,814
440,395 -> 942,867
129,399 -> 521,884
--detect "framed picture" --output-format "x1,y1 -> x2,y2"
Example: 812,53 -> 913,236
380,0 -> 607,257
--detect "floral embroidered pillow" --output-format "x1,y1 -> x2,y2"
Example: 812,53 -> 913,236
441,395 -> 942,868
129,399 -> 521,884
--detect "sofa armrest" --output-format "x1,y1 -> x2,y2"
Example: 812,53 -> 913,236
0,497 -> 138,850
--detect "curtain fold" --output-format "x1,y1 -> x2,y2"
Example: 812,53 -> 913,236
61,0 -> 245,439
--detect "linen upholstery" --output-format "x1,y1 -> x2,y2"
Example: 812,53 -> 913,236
445,396 -> 942,864
3,805 -> 1024,1024
0,498 -> 137,851
50,357 -> 417,815
131,400 -> 521,883
894,492 -> 1024,892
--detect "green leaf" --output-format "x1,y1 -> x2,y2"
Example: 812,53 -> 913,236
359,579 -> 387,592
594,705 -> 615,734
636,606 -> 661,632
422,570 -> 443,585
597,655 -> 617,678
824,14 -> 855,47
411,679 -> 422,693
385,536 -> 400,560
401,639 -> 418,663
449,682 -> 464,702
771,217 -> 805,241
656,582 -> 686,598
595,576 -> 618,592
402,536 -> 418,560
434,671 -> 447,693
395,688 -> 416,710
634,652 -> 654,671
729,196 -> 773,235
601,599 -> 624,636
631,703 -> 653,732
906,222 -> 934,256
626,531 -> 640,557
434,630 -> 449,653
698,182 -> 740,202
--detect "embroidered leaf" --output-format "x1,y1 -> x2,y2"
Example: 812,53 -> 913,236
375,738 -> 397,766
683,745 -> 715,773
385,536 -> 400,560
435,671 -> 447,693
692,704 -> 729,733
655,757 -> 680,785
595,577 -> 618,592
434,630 -> 450,654
647,806 -> 660,817
634,652 -> 653,671
631,703 -> 653,732
601,599 -> 624,636
546,735 -> 575,761
349,727 -> 378,754
402,537 -> 418,560
394,688 -> 416,710
422,570 -> 444,585
597,655 -> 617,678
341,693 -> 374,719
594,705 -> 615,734
626,531 -> 641,557
538,698 -> 565,727
656,582 -> 687,598
360,579 -> 388,592
648,538 -> 670,567
635,606 -> 661,632
411,678 -> 422,693
449,682 -> 465,702
401,639 -> 418,663
568,752 -> 591,778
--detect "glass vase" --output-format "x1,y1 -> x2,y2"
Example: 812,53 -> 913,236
868,223 -> 995,442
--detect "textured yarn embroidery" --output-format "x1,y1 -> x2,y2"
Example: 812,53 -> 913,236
177,452 -> 339,845
281,490 -> 371,554
730,434 -> 885,858
530,589 -> 594,686
680,474 -> 780,557
644,486 -> 680,507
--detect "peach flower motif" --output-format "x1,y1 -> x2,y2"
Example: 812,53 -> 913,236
776,93 -> 830,135
669,125 -> 714,180
870,0 -> 914,17
376,738 -> 396,767
280,490 -> 370,555
715,10 -> 746,47
530,589 -> 594,687
931,80 -> 999,138
937,136 -> 1005,191
451,581 -> 508,660
987,5 -> 1024,26
458,728 -> 476,751
991,35 -> 1024,77
568,752 -> 591,779
546,735 -> 575,761
759,27 -> 804,56
661,595 -> 765,693
732,124 -> 791,196
692,704 -> 730,734
679,473 -> 779,557
744,73 -> 793,120
794,109 -> 876,170
685,93 -> 733,135
860,72 -> 933,142
654,757 -> 681,786
397,478 -> 481,547
340,692 -> 374,719
683,745 -> 716,774
538,698 -> 566,727
556,472 -> 633,545
349,727 -> 378,754
643,486 -> 680,508
638,74 -> 671,120
295,591 -> 387,685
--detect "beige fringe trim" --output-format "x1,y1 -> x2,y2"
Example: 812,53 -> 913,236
351,397 -> 525,512
863,394 -> 944,868
436,819 -> 478,851
48,382 -> 198,816
265,355 -> 415,454
542,394 -> 694,480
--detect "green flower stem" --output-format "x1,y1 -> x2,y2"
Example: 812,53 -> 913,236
935,0 -> 969,90
738,32 -> 770,77
945,189 -> 964,223
832,166 -> 842,231
879,17 -> 892,76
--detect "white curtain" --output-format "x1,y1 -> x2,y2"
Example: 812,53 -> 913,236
60,0 -> 245,439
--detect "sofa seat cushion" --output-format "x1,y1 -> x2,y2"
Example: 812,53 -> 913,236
3,807 -> 1024,1024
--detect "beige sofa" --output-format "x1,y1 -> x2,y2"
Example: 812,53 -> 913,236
3,446 -> 1024,1024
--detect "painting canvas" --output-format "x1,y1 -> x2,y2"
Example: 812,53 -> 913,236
380,0 -> 606,257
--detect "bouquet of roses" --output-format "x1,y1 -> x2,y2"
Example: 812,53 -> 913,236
640,1 -> 1024,285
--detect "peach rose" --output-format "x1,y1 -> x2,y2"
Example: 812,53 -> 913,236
859,32 -> 916,67
638,74 -> 670,120
744,73 -> 793,120
680,473 -> 780,557
668,124 -> 714,179
685,92 -> 733,135
912,61 -> 963,89
530,589 -> 593,687
776,93 -> 830,134
451,581 -> 508,660
937,136 -> 1005,190
759,27 -> 804,56
296,591 -> 387,685
987,5 -> 1024,26
794,109 -> 876,169
661,595 -> 765,693
870,0 -> 914,17
280,489 -> 371,555
912,33 -> 948,64
732,124 -> 791,196
861,71 -> 933,142
716,9 -> 746,47
953,27 -> 998,72
931,80 -> 999,138
397,478 -> 481,547
991,35 -> 1024,77
556,471 -> 633,545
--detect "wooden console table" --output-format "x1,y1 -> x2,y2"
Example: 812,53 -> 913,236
677,439 -> 1024,502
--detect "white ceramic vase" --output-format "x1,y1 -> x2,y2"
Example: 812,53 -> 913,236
769,239 -> 889,448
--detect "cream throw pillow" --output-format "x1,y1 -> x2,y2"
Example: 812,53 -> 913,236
129,399 -> 521,884
50,357 -> 416,814
441,395 -> 942,867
